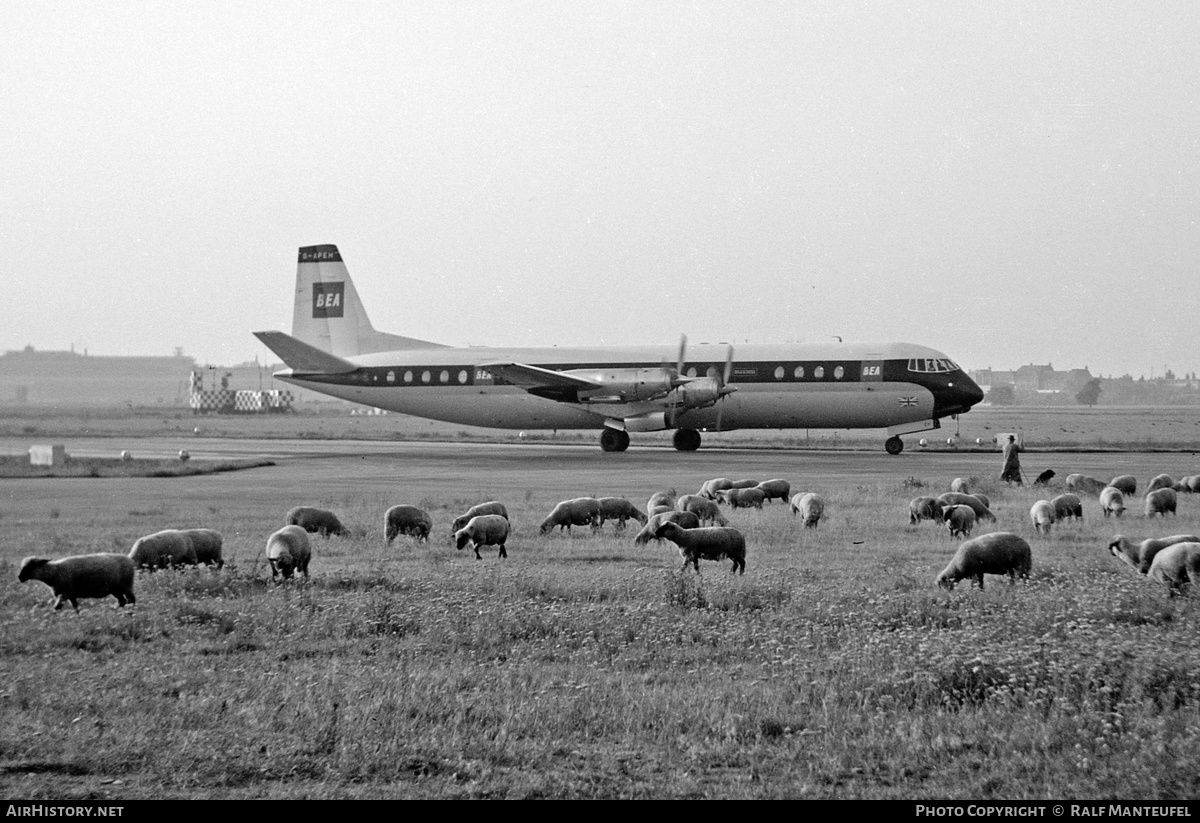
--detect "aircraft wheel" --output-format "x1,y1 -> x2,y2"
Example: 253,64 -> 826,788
673,428 -> 702,452
885,436 -> 904,455
600,429 -> 629,452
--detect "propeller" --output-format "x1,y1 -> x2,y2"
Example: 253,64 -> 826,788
715,344 -> 735,431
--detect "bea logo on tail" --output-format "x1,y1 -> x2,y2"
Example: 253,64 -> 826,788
312,283 -> 345,318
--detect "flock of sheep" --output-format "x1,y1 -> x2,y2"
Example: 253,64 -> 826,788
914,470 -> 1200,595
17,464 -> 1200,613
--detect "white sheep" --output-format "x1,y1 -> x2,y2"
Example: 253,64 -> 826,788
935,532 -> 1032,591
179,528 -> 224,568
719,487 -> 766,509
942,505 -> 976,539
1147,542 -> 1200,595
949,477 -> 971,494
285,506 -> 349,537
755,479 -> 791,504
1029,500 -> 1055,535
1109,475 -> 1137,496
596,497 -> 648,529
451,501 -> 509,535
129,529 -> 198,571
646,491 -> 676,513
455,514 -> 511,560
1146,474 -> 1177,495
266,524 -> 312,580
1066,474 -> 1108,495
1176,475 -> 1200,493
18,554 -> 136,612
539,497 -> 601,534
729,479 -> 760,490
1107,533 -> 1200,575
908,496 -> 944,525
1145,488 -> 1178,518
790,492 -> 825,528
653,521 -> 746,575
385,505 -> 433,543
1099,486 -> 1126,518
698,478 -> 734,500
936,493 -> 995,523
1050,493 -> 1083,521
675,494 -> 729,526
633,510 -> 701,545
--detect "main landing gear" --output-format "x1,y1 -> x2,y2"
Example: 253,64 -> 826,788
599,428 -> 630,452
885,436 -> 904,455
673,428 -> 702,452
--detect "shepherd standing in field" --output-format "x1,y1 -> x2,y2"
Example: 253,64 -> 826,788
1000,434 -> 1022,486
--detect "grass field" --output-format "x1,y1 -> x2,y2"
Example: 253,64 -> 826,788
2,408 -> 1200,798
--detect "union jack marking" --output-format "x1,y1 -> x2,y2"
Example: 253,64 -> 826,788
899,396 -> 918,407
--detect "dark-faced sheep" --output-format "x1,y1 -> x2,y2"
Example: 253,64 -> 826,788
633,510 -> 701,545
129,529 -> 198,571
285,506 -> 348,537
936,493 -> 996,523
1108,533 -> 1200,575
450,501 -> 509,535
18,554 -> 136,612
455,514 -> 510,559
935,532 -> 1032,591
1145,488 -> 1178,518
675,494 -> 729,526
596,497 -> 648,529
1050,493 -> 1083,522
790,492 -> 825,528
1099,486 -> 1126,518
719,487 -> 766,509
942,505 -> 976,539
653,522 -> 746,575
756,479 -> 791,504
1030,500 -> 1055,535
266,525 -> 312,580
539,497 -> 601,534
385,505 -> 433,543
908,496 -> 944,525
1109,475 -> 1138,497
1147,542 -> 1200,595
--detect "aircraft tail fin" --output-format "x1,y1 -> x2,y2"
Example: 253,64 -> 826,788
290,244 -> 446,357
252,331 -> 358,374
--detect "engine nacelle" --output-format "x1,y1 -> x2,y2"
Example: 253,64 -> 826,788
671,378 -> 723,410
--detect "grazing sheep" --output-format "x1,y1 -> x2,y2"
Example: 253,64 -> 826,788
1050,493 -> 1083,521
1145,488 -> 1178,518
1176,475 -> 1200,493
972,492 -> 991,509
1066,474 -> 1108,496
285,506 -> 348,537
790,492 -> 825,528
539,497 -> 601,534
1109,475 -> 1138,496
450,501 -> 509,535
653,522 -> 746,575
1146,474 -> 1177,495
935,533 -> 1032,591
385,505 -> 433,544
455,514 -> 511,559
1032,469 -> 1056,487
1099,486 -> 1126,518
647,491 -> 676,512
949,477 -> 971,494
1146,542 -> 1200,595
935,493 -> 996,523
265,525 -> 312,580
1029,500 -> 1056,535
18,554 -> 136,612
719,487 -> 766,509
698,478 -> 734,500
1107,534 -> 1200,575
909,496 -> 944,525
755,479 -> 791,504
179,528 -> 224,568
942,505 -> 976,539
129,529 -> 198,570
675,494 -> 729,526
596,497 -> 648,529
633,510 -> 701,546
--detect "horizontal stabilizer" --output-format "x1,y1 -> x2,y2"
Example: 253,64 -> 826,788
253,331 -> 359,374
479,362 -> 602,391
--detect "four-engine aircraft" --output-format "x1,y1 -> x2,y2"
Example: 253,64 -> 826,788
253,245 -> 984,452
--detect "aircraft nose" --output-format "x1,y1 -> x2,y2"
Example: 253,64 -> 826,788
961,376 -> 985,409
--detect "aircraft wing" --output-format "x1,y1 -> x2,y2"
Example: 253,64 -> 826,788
478,362 -> 603,391
253,331 -> 359,374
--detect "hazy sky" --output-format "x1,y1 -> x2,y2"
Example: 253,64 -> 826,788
5,2 -> 1198,378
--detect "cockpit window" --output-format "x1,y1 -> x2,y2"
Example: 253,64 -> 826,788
907,358 -> 959,373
